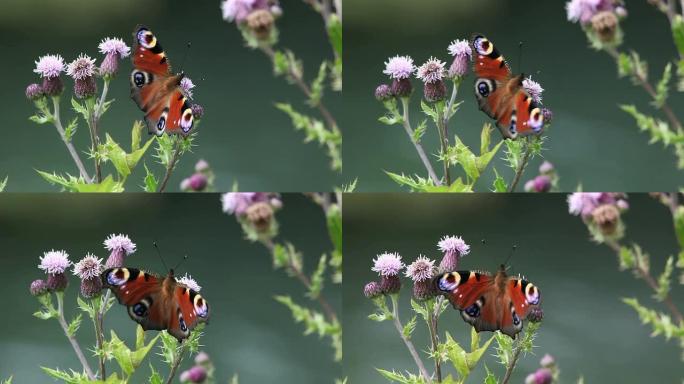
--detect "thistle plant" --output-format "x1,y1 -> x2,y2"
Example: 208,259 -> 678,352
221,192 -> 343,371
27,37 -> 203,192
568,192 -> 684,364
364,235 -> 543,383
567,0 -> 684,175
179,159 -> 215,192
374,40 -> 552,193
523,161 -> 559,193
221,0 -> 342,173
29,234 -> 207,383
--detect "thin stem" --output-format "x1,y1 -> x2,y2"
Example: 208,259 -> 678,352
605,240 -> 684,324
95,291 -> 111,379
88,79 -> 110,183
390,295 -> 432,383
501,342 -> 523,384
262,238 -> 339,324
400,98 -> 441,185
56,292 -> 95,380
605,47 -> 683,131
436,107 -> 451,186
51,97 -> 91,182
508,138 -> 532,192
259,45 -> 338,131
165,340 -> 187,384
157,139 -> 182,193
425,301 -> 442,382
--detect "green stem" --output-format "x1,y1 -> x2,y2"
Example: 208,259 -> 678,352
390,295 -> 432,383
436,106 -> 451,186
425,301 -> 442,383
56,292 -> 95,380
501,340 -> 522,384
400,98 -> 441,185
95,291 -> 111,379
165,340 -> 187,384
157,138 -> 182,193
508,138 -> 532,192
51,97 -> 91,182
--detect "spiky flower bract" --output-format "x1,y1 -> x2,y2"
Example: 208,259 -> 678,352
72,253 -> 103,280
416,57 -> 446,84
523,77 -> 544,104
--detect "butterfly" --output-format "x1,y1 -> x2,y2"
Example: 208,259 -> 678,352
102,267 -> 209,342
130,25 -> 194,136
471,34 -> 544,139
434,264 -> 541,339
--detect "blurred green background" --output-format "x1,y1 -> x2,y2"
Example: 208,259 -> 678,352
0,193 -> 340,382
0,0 -> 341,192
344,193 -> 683,382
343,0 -> 684,191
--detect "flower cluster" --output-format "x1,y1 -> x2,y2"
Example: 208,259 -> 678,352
180,351 -> 215,383
568,192 -> 629,239
221,0 -> 282,40
525,354 -> 558,384
524,161 -> 558,193
221,192 -> 282,236
180,159 -> 215,192
73,253 -> 104,298
566,0 -> 627,44
364,235 -> 470,301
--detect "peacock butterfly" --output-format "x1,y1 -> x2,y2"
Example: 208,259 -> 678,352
471,34 -> 544,139
130,25 -> 195,136
434,264 -> 541,339
102,267 -> 209,342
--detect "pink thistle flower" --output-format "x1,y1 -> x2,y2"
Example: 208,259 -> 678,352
195,351 -> 211,365
438,235 -> 470,272
221,0 -> 268,23
567,192 -> 602,217
30,279 -> 48,296
539,160 -> 554,175
525,175 -> 552,193
98,37 -> 131,57
195,159 -> 210,173
447,39 -> 472,77
72,253 -> 103,280
566,0 -> 614,24
374,84 -> 392,101
405,255 -> 435,282
66,54 -> 96,80
363,281 -> 382,298
176,273 -> 202,292
416,57 -> 446,84
525,368 -> 553,384
220,192 -> 269,215
25,83 -> 44,100
383,55 -> 415,80
523,77 -> 544,104
39,250 -> 71,274
371,252 -> 404,277
104,233 -> 136,268
191,103 -> 204,119
34,54 -> 65,79
180,77 -> 195,99
540,354 -> 555,368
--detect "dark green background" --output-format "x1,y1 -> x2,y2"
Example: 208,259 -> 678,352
343,0 -> 684,191
344,193 -> 683,382
0,193 -> 341,382
0,0 -> 341,192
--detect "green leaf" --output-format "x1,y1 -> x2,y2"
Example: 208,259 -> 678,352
41,367 -> 90,384
67,313 -> 82,337
148,364 -> 162,384
623,297 -> 684,340
64,117 -> 78,142
73,175 -> 124,193
109,330 -> 134,376
327,14 -> 342,58
655,256 -> 674,301
71,97 -> 89,120
308,254 -> 327,299
326,203 -> 342,254
672,15 -> 684,57
652,63 -> 672,109
492,168 -> 507,192
412,120 -> 427,143
483,366 -> 497,384
143,163 -> 158,192
410,299 -> 429,323
1,376 -> 12,384
420,100 -> 439,122
131,325 -> 161,369
308,62 -> 327,107
674,206 -> 684,248
342,178 -> 357,192
619,246 -> 636,270
617,52 -> 633,78
403,315 -> 417,339
379,99 -> 402,126
29,113 -> 52,125
0,176 -> 7,192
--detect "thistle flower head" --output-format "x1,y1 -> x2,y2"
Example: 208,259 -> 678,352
447,39 -> 472,58
566,0 -> 615,24
525,368 -> 553,384
567,192 -> 603,217
74,77 -> 97,99
371,252 -> 404,277
539,160 -> 554,174
523,77 -> 544,104
98,37 -> 131,57
525,175 -> 552,193
195,351 -> 211,365
416,57 -> 446,84
72,253 -> 103,280
66,54 -> 96,80
363,281 -> 382,298
437,235 -> 470,256
383,55 -> 415,80
39,250 -> 71,274
405,255 -> 435,282
221,0 -> 268,23
80,276 -> 103,298
103,233 -> 137,255
195,159 -> 210,173
30,279 -> 48,296
176,273 -> 202,292
540,354 -> 555,368
25,83 -> 44,100
221,192 -> 268,215
189,173 -> 208,191
191,103 -> 204,119
34,54 -> 65,78
180,77 -> 195,99
423,80 -> 447,102
374,84 -> 392,101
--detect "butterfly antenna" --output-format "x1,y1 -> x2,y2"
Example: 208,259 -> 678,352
179,42 -> 191,74
173,255 -> 189,272
517,41 -> 523,74
502,244 -> 517,269
153,242 -> 170,272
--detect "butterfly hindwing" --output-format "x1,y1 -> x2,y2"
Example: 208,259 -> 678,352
166,285 -> 210,341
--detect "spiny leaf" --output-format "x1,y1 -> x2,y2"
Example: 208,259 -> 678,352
0,176 -> 7,192
655,256 -> 674,302
652,63 -> 672,109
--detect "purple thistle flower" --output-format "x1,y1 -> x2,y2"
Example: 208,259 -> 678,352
542,108 -> 553,124
363,281 -> 382,298
567,192 -> 603,217
176,273 -> 202,292
616,199 -> 629,211
103,234 -> 136,268
191,103 -> 204,119
221,0 -> 268,23
187,365 -> 208,383
390,78 -> 413,98
412,279 -> 434,301
66,54 -> 96,81
383,55 -> 415,80
438,235 -> 470,272
526,175 -> 552,193
39,250 -> 71,274
566,0 -> 615,24
416,57 -> 446,84
99,37 -> 130,77
47,273 -> 68,292
374,84 -> 392,101
447,39 -> 472,78
25,83 -> 44,100
80,276 -> 103,298
371,252 -> 404,277
539,160 -> 554,175
540,354 -> 556,368
525,368 -> 553,384
405,255 -> 435,282
34,54 -> 65,79
523,77 -> 544,104
30,279 -> 48,296
74,77 -> 97,99
195,159 -> 210,173
72,253 -> 103,280
195,351 -> 211,365
189,173 -> 208,191
221,192 -> 269,216
180,77 -> 195,99
423,80 -> 447,102
527,307 -> 544,322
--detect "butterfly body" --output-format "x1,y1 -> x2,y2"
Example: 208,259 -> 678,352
130,25 -> 194,136
434,264 -> 541,339
102,267 -> 209,342
471,34 -> 544,139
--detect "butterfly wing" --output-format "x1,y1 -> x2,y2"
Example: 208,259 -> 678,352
499,276 -> 541,338
166,284 -> 210,342
471,34 -> 544,139
102,268 -> 168,332
130,25 -> 194,136
434,271 -> 501,333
